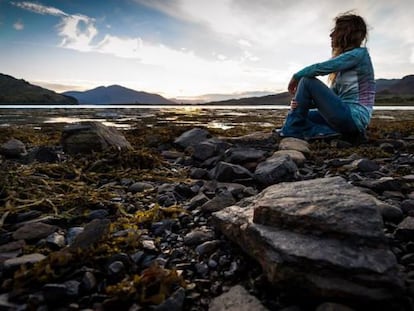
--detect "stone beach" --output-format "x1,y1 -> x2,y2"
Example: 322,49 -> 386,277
0,107 -> 414,310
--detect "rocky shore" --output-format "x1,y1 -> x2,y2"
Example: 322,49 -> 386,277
0,109 -> 414,311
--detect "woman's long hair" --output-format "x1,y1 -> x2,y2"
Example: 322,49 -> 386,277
329,12 -> 368,84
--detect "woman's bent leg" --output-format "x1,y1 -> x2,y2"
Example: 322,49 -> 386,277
294,77 -> 359,134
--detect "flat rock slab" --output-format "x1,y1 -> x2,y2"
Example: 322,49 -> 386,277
213,177 -> 403,302
253,176 -> 386,243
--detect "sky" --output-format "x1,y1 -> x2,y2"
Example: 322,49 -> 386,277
0,0 -> 413,101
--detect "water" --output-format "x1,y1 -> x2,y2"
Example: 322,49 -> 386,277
1,105 -> 413,130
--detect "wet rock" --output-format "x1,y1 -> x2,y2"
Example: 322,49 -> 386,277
0,138 -> 27,158
210,162 -> 254,183
254,155 -> 298,186
61,121 -> 132,154
213,177 -> 403,303
107,261 -> 125,283
174,128 -> 211,149
209,285 -> 268,311
12,222 -> 57,241
355,177 -> 403,192
87,209 -> 109,220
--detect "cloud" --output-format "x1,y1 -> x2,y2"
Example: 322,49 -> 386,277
11,1 -> 67,16
13,19 -> 24,30
58,15 -> 97,51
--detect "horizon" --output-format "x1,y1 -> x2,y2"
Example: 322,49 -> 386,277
1,1 -> 414,101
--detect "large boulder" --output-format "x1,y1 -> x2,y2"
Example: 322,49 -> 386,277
61,122 -> 132,154
213,177 -> 404,306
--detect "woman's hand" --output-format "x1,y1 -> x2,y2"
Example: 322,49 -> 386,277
288,76 -> 298,95
290,99 -> 298,110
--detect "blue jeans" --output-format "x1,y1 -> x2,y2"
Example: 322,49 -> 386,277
280,77 -> 359,139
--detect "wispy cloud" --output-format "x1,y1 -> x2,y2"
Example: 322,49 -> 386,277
13,19 -> 24,30
11,1 -> 67,16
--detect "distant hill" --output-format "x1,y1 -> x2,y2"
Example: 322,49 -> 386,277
205,76 -> 414,106
376,75 -> 414,95
63,85 -> 174,105
205,92 -> 291,106
0,73 -> 78,104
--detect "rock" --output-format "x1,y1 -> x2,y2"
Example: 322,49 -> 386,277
195,240 -> 221,256
200,190 -> 236,213
210,162 -> 254,183
0,138 -> 27,158
68,219 -> 110,251
279,137 -> 310,156
224,147 -> 267,164
174,128 -> 211,149
349,158 -> 380,172
184,228 -> 215,246
29,146 -> 60,163
272,150 -> 306,167
213,177 -> 403,303
61,121 -> 132,154
209,285 -> 268,311
315,302 -> 355,311
3,253 -> 46,270
190,138 -> 228,162
153,287 -> 185,311
12,222 -> 57,241
66,227 -> 84,245
188,193 -> 210,210
46,232 -> 66,249
401,199 -> 414,215
128,182 -> 154,193
254,155 -> 298,186
190,167 -> 210,179
376,202 -> 404,223
252,177 -> 387,242
222,131 -> 276,150
395,217 -> 414,241
379,143 -> 394,154
355,177 -> 403,192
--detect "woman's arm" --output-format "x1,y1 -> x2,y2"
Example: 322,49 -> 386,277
293,48 -> 366,80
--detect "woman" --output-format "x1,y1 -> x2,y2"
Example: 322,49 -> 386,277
278,12 -> 375,143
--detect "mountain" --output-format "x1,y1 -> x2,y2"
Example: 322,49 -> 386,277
63,85 -> 174,105
0,73 -> 78,104
376,75 -> 414,95
206,92 -> 291,106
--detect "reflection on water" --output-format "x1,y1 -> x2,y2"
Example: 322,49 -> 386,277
0,105 -> 413,131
